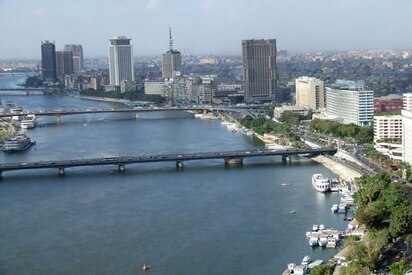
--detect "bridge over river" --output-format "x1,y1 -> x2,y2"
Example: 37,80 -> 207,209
0,148 -> 336,178
0,106 -> 256,121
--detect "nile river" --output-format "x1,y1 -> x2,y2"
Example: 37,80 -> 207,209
0,73 -> 347,274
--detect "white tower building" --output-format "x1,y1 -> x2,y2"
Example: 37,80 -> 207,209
108,36 -> 134,87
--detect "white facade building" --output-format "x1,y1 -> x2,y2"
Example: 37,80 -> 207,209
108,36 -> 134,87
374,115 -> 403,161
402,93 -> 412,164
373,115 -> 403,142
295,76 -> 324,110
325,80 -> 374,126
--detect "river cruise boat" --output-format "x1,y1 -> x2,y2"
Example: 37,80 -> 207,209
20,114 -> 37,129
2,133 -> 34,153
311,174 -> 331,192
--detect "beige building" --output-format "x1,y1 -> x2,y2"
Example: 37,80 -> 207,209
374,115 -> 403,161
295,77 -> 324,110
373,115 -> 403,142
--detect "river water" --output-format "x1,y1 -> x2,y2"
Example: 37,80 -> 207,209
0,73 -> 347,275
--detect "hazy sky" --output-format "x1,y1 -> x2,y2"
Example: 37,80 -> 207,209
0,0 -> 411,59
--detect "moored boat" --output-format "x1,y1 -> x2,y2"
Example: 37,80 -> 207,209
331,204 -> 339,212
20,114 -> 37,129
2,133 -> 35,153
311,174 -> 330,192
301,255 -> 311,266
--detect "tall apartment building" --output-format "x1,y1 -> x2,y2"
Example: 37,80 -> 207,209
63,51 -> 74,75
162,28 -> 182,79
41,40 -> 57,82
295,76 -> 324,110
402,93 -> 412,164
55,51 -> 64,81
108,36 -> 134,89
325,80 -> 374,126
242,39 -> 277,103
64,44 -> 84,71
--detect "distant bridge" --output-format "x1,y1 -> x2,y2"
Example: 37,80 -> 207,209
0,107 -> 256,121
0,148 -> 337,178
0,88 -> 58,93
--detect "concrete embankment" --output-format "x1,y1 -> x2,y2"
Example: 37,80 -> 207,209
312,155 -> 362,182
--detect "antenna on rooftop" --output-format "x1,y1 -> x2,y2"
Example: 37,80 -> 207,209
169,27 -> 173,51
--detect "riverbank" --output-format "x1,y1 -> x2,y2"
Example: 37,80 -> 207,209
312,155 -> 362,182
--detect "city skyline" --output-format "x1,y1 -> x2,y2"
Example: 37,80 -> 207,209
1,0 -> 412,59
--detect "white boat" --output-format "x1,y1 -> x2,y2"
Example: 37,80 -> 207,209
312,224 -> 319,231
2,133 -> 35,152
293,265 -> 308,275
309,236 -> 319,246
20,114 -> 37,129
340,195 -> 354,204
331,204 -> 339,212
194,113 -> 203,118
301,255 -> 311,265
265,143 -> 285,150
319,224 -> 326,231
318,235 -> 328,246
326,237 -> 337,248
311,174 -> 330,192
338,203 -> 348,213
308,259 -> 324,269
10,107 -> 23,121
287,263 -> 296,271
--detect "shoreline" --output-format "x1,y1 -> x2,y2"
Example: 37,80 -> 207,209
312,155 -> 362,182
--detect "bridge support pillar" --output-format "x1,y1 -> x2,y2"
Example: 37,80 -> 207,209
176,160 -> 184,169
282,155 -> 291,163
225,158 -> 243,166
58,167 -> 65,176
135,112 -> 139,119
26,91 -> 29,96
0,171 -> 2,179
56,114 -> 61,124
118,164 -> 126,172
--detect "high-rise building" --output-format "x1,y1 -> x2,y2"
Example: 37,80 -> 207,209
41,40 -> 57,82
63,44 -> 84,70
55,51 -> 64,81
402,93 -> 412,164
324,80 -> 374,126
295,76 -> 325,110
108,36 -> 134,88
63,51 -> 74,75
162,28 -> 182,79
242,39 -> 277,103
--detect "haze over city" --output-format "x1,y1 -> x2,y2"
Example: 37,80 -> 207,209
1,0 -> 412,59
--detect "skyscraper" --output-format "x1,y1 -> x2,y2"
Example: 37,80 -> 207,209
242,39 -> 277,103
55,51 -> 64,80
295,76 -> 325,110
63,44 -> 84,71
162,28 -> 182,79
108,36 -> 134,87
63,51 -> 74,75
41,40 -> 57,82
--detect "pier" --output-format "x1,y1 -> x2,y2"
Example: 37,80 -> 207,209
0,147 -> 336,178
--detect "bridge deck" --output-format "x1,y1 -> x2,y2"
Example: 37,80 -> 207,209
0,148 -> 336,174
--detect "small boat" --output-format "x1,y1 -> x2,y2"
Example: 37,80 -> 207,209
318,235 -> 328,247
326,237 -> 337,248
308,259 -> 324,269
331,204 -> 339,212
312,224 -> 319,231
309,236 -> 319,246
290,210 -> 296,214
301,255 -> 311,266
287,263 -> 296,271
319,224 -> 326,231
292,265 -> 308,275
142,264 -> 150,271
281,183 -> 292,186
